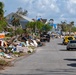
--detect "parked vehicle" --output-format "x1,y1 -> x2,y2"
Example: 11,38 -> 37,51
63,36 -> 75,45
66,40 -> 76,50
74,36 -> 76,40
40,32 -> 50,42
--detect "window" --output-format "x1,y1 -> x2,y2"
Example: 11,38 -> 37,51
68,37 -> 73,40
70,41 -> 76,43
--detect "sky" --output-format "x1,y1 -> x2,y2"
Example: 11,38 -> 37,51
0,0 -> 76,24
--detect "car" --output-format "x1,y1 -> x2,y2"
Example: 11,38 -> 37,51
63,36 -> 75,45
74,36 -> 76,40
66,40 -> 76,50
40,32 -> 50,42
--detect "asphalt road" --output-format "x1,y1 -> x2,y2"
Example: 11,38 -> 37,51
0,38 -> 76,75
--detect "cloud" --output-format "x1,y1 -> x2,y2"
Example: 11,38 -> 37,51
69,0 -> 76,3
1,0 -> 76,24
67,0 -> 76,14
19,0 -> 60,18
12,0 -> 76,24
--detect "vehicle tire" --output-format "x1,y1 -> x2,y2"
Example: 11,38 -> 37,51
63,42 -> 65,45
67,48 -> 70,50
47,39 -> 50,42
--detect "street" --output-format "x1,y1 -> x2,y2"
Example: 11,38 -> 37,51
0,38 -> 76,75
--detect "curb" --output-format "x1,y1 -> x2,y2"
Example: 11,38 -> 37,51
11,51 -> 36,65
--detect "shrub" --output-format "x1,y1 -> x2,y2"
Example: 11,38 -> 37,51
0,59 -> 9,66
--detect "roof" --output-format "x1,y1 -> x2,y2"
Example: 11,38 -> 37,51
5,12 -> 33,22
41,18 -> 47,23
16,13 -> 33,22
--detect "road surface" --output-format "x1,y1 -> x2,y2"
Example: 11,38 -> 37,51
0,38 -> 76,75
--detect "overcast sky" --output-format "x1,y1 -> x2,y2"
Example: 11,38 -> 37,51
0,0 -> 76,24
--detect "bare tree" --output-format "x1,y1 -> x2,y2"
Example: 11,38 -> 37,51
16,7 -> 28,16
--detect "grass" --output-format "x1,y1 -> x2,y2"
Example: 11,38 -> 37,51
0,59 -> 12,70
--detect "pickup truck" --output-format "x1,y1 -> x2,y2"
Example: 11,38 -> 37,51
40,32 -> 50,42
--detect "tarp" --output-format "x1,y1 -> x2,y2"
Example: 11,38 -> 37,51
50,24 -> 57,29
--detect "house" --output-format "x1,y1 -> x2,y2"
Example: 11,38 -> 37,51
49,23 -> 61,35
5,12 -> 33,29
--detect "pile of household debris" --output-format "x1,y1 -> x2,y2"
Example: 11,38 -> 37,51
0,33 -> 44,60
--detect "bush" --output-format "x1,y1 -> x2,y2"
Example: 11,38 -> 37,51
27,50 -> 32,54
0,59 -> 9,66
13,52 -> 20,54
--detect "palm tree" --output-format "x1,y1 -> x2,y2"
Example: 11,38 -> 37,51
69,21 -> 74,35
0,2 -> 7,32
61,21 -> 67,32
11,16 -> 20,35
0,2 -> 4,20
16,7 -> 28,16
70,21 -> 74,26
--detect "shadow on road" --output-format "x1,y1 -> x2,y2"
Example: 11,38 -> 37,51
0,73 -> 70,75
64,59 -> 76,61
57,43 -> 63,45
1,68 -> 76,75
67,63 -> 76,67
0,74 -> 45,75
59,49 -> 68,51
64,58 -> 76,67
60,49 -> 76,51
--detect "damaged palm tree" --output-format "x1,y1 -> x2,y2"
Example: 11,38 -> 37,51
11,15 -> 20,35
